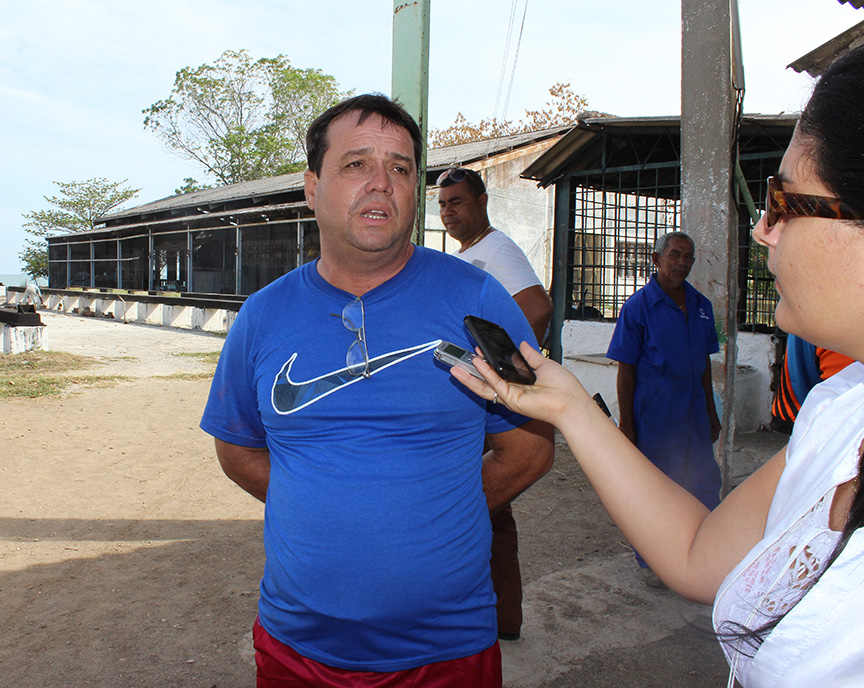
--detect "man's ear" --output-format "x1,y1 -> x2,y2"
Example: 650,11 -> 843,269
651,252 -> 661,268
304,169 -> 318,210
479,192 -> 489,209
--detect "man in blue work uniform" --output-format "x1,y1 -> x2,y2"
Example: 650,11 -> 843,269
606,231 -> 721,586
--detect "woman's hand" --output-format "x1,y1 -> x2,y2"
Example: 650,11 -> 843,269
451,342 -> 589,427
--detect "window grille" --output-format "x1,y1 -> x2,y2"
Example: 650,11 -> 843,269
566,168 -> 681,320
736,157 -> 781,333
47,217 -> 320,296
153,232 -> 188,292
615,240 -> 653,279
562,151 -> 782,332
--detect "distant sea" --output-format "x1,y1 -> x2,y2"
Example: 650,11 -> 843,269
0,273 -> 47,287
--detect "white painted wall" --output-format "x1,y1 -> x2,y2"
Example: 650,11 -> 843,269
734,332 -> 778,432
424,141 -> 560,289
7,291 -> 238,335
559,320 -> 775,431
424,167 -> 553,289
1,323 -> 48,353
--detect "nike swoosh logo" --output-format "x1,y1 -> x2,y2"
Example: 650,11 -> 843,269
271,340 -> 442,415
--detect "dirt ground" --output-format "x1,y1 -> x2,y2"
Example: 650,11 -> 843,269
1,312 -> 786,687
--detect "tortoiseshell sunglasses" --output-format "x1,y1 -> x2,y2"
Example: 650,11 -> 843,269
764,176 -> 862,228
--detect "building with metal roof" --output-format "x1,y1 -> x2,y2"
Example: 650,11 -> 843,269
516,113 -> 797,360
47,126 -> 569,296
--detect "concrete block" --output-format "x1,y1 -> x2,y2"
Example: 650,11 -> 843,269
1,324 -> 48,354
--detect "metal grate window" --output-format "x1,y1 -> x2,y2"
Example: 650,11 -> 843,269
566,166 -> 681,320
562,156 -> 782,332
615,239 -> 652,280
736,156 -> 782,333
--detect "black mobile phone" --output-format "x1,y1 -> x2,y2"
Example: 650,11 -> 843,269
592,392 -> 612,417
463,315 -> 536,385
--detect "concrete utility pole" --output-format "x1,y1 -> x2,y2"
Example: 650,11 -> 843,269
681,0 -> 739,495
391,0 -> 431,245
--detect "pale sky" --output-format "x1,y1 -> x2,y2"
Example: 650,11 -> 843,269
0,0 -> 859,273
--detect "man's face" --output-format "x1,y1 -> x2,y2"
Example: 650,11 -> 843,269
438,181 -> 488,244
652,236 -> 695,287
304,112 -> 418,260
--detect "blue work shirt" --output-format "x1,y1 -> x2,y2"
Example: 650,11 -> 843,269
607,274 -> 720,507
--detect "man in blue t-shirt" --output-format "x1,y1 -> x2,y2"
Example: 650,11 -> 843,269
200,95 -> 554,687
606,232 -> 721,586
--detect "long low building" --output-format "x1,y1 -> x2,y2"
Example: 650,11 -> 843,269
46,126 -> 569,297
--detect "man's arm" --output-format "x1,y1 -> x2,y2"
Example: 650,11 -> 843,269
215,438 -> 271,502
483,418 -> 554,512
512,285 -> 554,345
616,362 -> 638,445
701,356 -> 721,443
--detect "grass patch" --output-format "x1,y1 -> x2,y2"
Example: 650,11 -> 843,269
0,350 -> 96,376
154,372 -> 215,381
171,351 -> 220,380
174,351 -> 221,364
2,376 -> 67,397
0,350 -> 127,398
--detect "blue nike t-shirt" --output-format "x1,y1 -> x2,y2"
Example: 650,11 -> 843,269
200,246 -> 535,671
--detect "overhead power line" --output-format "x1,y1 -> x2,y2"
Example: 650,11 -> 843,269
493,0 -> 519,121
502,0 -> 528,121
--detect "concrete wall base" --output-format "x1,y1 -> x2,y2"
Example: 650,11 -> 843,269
560,320 -> 775,431
5,291 -> 237,335
1,324 -> 48,354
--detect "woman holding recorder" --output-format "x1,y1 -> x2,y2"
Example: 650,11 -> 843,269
452,46 -> 864,687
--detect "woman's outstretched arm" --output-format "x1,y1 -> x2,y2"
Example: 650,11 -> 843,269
452,342 -> 786,603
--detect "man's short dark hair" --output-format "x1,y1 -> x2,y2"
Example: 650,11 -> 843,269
437,168 -> 486,198
305,93 -> 422,176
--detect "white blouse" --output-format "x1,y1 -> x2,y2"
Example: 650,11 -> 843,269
713,362 -> 864,688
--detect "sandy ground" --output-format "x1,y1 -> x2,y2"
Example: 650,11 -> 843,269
1,312 -> 786,687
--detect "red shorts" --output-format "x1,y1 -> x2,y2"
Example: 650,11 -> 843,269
253,618 -> 502,688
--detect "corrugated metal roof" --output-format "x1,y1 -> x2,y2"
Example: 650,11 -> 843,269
787,19 -> 864,76
521,114 -> 798,188
579,113 -> 796,129
425,125 -> 571,170
56,200 -> 311,241
103,171 -> 307,222
101,126 -> 570,224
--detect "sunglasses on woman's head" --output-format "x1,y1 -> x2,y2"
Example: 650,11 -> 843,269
764,176 -> 862,228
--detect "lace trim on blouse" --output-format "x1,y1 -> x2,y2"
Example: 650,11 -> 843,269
717,491 -> 842,686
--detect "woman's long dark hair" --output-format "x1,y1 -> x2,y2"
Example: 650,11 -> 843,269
798,48 -> 864,219
720,44 -> 864,655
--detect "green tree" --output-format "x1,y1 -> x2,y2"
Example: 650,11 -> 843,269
18,241 -> 49,280
19,178 -> 140,279
175,178 -> 212,195
429,82 -> 593,148
144,50 -> 348,185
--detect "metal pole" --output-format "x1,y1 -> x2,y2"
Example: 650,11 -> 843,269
548,176 -> 572,363
391,0 -> 430,245
148,232 -> 154,292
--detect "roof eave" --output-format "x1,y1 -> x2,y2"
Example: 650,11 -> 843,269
787,19 -> 864,77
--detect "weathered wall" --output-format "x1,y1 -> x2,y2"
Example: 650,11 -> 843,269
560,320 -> 774,431
681,0 -> 739,485
1,323 -> 48,354
424,141 -> 560,289
6,290 -> 238,335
